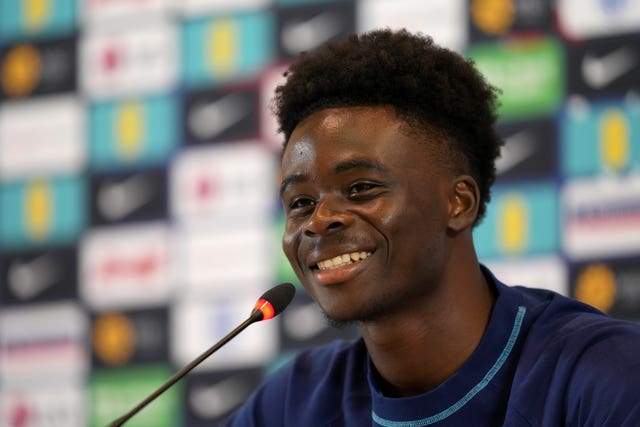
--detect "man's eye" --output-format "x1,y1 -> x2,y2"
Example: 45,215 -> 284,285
290,198 -> 315,210
349,182 -> 376,197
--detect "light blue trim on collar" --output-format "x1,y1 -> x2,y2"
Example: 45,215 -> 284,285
372,306 -> 527,427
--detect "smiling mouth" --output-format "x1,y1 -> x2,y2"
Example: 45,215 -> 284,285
314,251 -> 372,270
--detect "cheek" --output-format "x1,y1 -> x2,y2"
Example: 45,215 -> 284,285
382,196 -> 446,252
282,228 -> 311,286
373,197 -> 414,234
363,196 -> 402,229
282,227 -> 299,264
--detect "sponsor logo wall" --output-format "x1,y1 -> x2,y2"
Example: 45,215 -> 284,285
0,0 -> 638,424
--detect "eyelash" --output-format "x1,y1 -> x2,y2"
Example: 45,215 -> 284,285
348,182 -> 377,197
289,197 -> 315,211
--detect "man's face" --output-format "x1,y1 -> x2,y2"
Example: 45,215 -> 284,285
280,106 -> 455,323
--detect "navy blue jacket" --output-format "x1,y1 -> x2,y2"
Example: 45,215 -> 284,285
225,270 -> 640,426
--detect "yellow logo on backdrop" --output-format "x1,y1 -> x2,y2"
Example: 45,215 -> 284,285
497,193 -> 529,254
1,44 -> 41,97
93,313 -> 135,366
599,109 -> 629,172
115,101 -> 145,161
23,180 -> 53,241
575,264 -> 617,313
22,0 -> 51,32
471,0 -> 516,35
207,19 -> 238,77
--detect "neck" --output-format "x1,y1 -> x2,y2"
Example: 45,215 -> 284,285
359,247 -> 494,397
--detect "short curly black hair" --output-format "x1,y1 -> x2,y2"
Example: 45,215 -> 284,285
273,28 -> 503,226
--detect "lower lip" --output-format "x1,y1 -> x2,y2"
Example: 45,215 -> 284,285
312,257 -> 369,286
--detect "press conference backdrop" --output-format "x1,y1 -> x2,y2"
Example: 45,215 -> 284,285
0,0 -> 639,425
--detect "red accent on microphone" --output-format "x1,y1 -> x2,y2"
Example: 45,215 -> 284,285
253,298 -> 275,320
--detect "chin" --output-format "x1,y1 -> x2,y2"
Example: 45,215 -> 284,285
322,313 -> 357,329
320,301 -> 390,326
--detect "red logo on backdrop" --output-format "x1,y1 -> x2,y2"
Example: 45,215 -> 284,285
9,398 -> 31,427
196,174 -> 220,199
95,250 -> 165,283
81,223 -> 171,308
5,336 -> 75,357
102,45 -> 123,72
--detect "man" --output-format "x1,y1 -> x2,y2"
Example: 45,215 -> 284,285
224,29 -> 640,426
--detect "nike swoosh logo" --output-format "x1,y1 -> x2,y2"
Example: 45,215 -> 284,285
97,174 -> 154,221
582,47 -> 638,89
189,375 -> 254,418
7,255 -> 59,300
283,301 -> 328,341
188,94 -> 249,140
281,12 -> 343,54
496,130 -> 537,175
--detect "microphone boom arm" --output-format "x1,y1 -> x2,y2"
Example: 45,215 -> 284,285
109,310 -> 262,427
108,282 -> 295,426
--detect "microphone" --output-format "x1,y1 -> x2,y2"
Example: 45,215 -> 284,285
109,282 -> 296,426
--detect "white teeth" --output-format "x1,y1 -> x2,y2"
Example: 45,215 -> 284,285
316,251 -> 372,270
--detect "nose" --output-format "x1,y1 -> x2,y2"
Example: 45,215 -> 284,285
303,197 -> 354,237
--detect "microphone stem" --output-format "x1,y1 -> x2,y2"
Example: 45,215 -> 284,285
110,311 -> 261,426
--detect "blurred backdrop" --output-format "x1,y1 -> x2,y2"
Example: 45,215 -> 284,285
0,0 -> 639,425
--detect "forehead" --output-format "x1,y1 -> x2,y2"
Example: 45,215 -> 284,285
281,106 -> 415,169
290,105 -> 401,139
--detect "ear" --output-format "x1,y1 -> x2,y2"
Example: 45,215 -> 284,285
447,176 -> 480,233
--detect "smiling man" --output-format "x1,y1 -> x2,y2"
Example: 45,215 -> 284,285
224,29 -> 640,426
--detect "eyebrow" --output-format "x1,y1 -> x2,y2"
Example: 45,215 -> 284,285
279,157 -> 389,197
280,173 -> 308,197
333,157 -> 389,175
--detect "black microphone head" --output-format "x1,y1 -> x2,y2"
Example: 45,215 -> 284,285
252,283 -> 296,321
